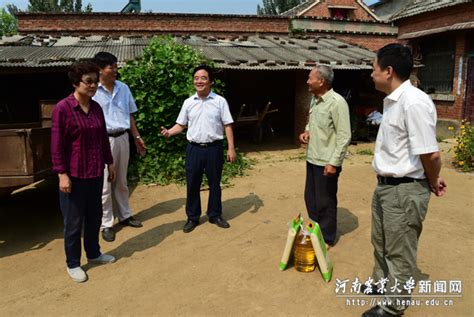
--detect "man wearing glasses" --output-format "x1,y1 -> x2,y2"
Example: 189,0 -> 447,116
161,65 -> 236,233
92,52 -> 146,242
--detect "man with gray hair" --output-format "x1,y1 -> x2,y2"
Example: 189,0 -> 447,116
299,65 -> 351,248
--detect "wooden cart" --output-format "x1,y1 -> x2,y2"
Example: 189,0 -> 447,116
234,101 -> 278,143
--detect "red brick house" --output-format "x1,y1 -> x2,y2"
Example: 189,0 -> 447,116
391,0 -> 474,123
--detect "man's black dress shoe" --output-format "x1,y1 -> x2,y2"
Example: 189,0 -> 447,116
102,227 -> 115,242
209,217 -> 230,229
183,219 -> 199,233
120,216 -> 143,228
362,306 -> 400,317
361,284 -> 385,295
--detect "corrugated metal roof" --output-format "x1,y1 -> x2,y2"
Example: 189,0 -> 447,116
0,34 -> 374,70
281,0 -> 319,16
398,21 -> 474,39
390,0 -> 472,21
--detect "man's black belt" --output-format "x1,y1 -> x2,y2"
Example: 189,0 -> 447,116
189,140 -> 223,148
377,176 -> 425,186
108,130 -> 126,138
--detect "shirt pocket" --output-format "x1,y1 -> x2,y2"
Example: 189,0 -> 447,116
385,117 -> 406,145
112,101 -> 129,123
316,110 -> 331,129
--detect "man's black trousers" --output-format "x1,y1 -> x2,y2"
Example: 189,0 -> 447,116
185,141 -> 224,222
304,162 -> 341,246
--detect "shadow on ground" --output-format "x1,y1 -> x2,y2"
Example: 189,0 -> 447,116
335,207 -> 359,245
114,197 -> 186,234
0,177 -> 63,258
105,193 -> 263,261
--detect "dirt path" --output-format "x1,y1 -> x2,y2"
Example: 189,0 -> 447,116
1,140 -> 473,316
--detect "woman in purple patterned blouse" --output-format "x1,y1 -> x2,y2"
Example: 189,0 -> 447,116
51,61 -> 117,283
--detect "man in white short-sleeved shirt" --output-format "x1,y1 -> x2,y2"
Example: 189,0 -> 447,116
362,44 -> 447,317
161,65 -> 236,233
92,52 -> 147,243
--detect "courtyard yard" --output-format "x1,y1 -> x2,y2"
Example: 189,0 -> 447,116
0,140 -> 472,316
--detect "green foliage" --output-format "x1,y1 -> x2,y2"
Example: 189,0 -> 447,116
121,36 -> 250,185
25,0 -> 92,12
356,148 -> 374,156
0,8 -> 17,36
450,120 -> 474,172
257,0 -> 304,15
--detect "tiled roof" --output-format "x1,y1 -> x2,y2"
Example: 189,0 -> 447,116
282,0 -> 380,21
390,0 -> 472,21
281,1 -> 319,16
0,34 -> 375,70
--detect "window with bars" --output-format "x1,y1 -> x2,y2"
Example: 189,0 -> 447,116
418,36 -> 455,94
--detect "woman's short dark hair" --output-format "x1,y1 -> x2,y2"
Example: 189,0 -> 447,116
193,64 -> 214,82
93,52 -> 118,69
377,44 -> 413,81
68,61 -> 100,86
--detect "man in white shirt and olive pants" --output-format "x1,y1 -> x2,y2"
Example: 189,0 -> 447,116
161,65 -> 236,233
362,44 -> 447,317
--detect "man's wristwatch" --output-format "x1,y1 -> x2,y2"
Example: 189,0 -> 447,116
135,135 -> 141,140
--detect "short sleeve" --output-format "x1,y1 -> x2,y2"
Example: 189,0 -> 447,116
221,98 -> 234,125
406,103 -> 439,155
126,85 -> 138,114
176,102 -> 188,126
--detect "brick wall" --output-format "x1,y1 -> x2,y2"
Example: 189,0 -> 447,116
302,0 -> 376,21
395,2 -> 473,122
434,32 -> 469,120
294,72 -> 312,144
17,13 -> 290,36
333,34 -> 397,52
396,2 -> 474,36
17,12 -> 394,52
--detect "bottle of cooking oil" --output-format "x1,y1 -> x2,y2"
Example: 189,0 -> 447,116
294,229 -> 316,272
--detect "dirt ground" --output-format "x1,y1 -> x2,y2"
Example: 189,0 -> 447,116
0,139 -> 473,316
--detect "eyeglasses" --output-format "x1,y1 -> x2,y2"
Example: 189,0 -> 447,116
81,79 -> 99,86
194,76 -> 209,81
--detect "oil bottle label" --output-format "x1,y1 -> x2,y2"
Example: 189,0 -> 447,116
306,221 -> 333,282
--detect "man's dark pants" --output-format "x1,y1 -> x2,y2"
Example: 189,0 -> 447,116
185,141 -> 224,222
304,162 -> 341,245
59,176 -> 103,268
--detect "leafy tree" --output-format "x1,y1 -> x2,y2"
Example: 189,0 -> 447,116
59,0 -> 73,12
120,36 -> 250,185
73,0 -> 81,12
257,0 -> 304,15
0,8 -> 17,36
5,3 -> 19,15
25,0 -> 92,13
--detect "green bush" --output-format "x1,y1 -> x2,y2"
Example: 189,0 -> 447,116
450,120 -> 474,172
356,148 -> 374,156
120,36 -> 250,185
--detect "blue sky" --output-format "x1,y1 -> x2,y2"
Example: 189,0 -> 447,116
1,0 -> 379,14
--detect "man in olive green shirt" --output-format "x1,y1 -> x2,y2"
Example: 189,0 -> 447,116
299,65 -> 351,248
